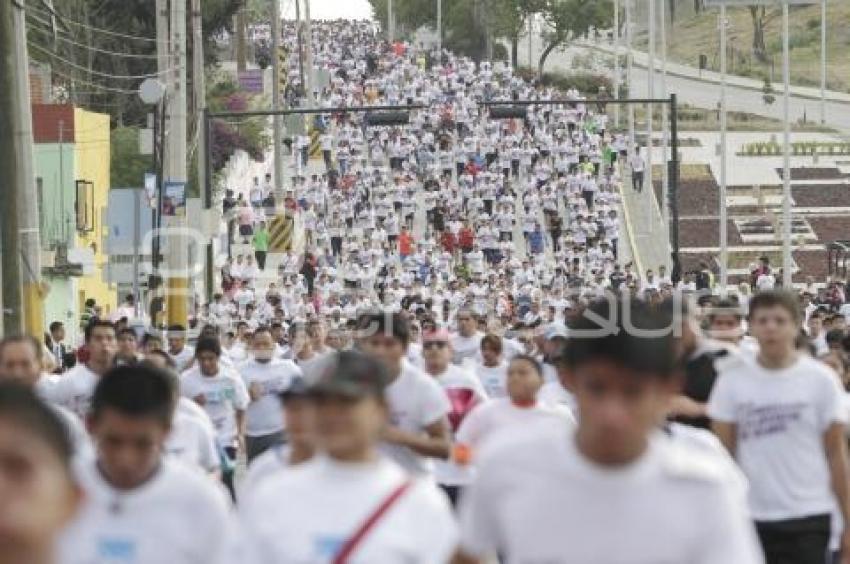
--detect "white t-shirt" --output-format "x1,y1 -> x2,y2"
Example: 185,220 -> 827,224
58,458 -> 233,564
239,455 -> 458,564
755,273 -> 776,291
381,361 -> 451,476
240,444 -> 292,501
459,426 -> 764,564
537,380 -> 578,413
177,396 -> 215,429
49,363 -> 99,418
474,362 -> 508,398
238,358 -> 303,437
165,409 -> 220,473
430,365 -> 489,486
451,332 -> 483,365
456,397 -> 575,453
707,352 -> 847,521
169,345 -> 196,371
180,366 -> 250,448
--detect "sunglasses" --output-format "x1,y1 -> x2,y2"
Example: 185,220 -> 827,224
423,341 -> 448,350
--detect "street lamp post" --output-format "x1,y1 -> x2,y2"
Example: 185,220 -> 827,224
613,0 -> 620,128
437,0 -> 442,57
660,0 -> 669,231
646,0 -> 655,235
782,3 -> 792,287
719,6 -> 728,291
625,0 -> 634,148
820,0 -> 826,124
139,79 -> 166,310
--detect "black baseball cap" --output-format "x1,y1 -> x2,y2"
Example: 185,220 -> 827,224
309,351 -> 390,400
279,378 -> 310,401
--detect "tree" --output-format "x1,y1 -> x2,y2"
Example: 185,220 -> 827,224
30,0 -> 244,125
749,6 -> 767,63
206,75 -> 270,175
368,0 -> 442,39
748,5 -> 780,64
110,127 -> 152,188
537,0 -> 613,76
490,0 -> 544,67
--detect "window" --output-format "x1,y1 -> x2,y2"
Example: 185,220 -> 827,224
75,180 -> 94,232
36,177 -> 44,235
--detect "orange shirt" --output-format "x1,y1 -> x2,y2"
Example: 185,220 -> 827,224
399,232 -> 413,255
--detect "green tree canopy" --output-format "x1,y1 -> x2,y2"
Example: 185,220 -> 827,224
538,0 -> 613,76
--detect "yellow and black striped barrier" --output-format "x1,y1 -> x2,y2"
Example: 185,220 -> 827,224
308,127 -> 321,159
268,214 -> 294,252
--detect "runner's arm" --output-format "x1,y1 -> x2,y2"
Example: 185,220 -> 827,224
382,417 -> 451,460
235,408 -> 246,451
825,422 -> 850,528
711,421 -> 737,457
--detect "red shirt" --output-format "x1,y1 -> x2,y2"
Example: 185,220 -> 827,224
458,228 -> 474,250
441,231 -> 456,252
399,232 -> 413,255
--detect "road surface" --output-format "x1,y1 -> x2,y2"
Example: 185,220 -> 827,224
520,36 -> 850,136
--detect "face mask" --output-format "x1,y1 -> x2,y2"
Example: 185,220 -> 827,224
254,349 -> 274,362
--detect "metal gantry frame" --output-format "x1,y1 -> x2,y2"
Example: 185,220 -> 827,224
202,95 -> 682,264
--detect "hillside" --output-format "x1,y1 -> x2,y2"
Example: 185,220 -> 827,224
637,2 -> 850,93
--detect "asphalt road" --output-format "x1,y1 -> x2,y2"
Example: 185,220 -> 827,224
519,37 -> 850,136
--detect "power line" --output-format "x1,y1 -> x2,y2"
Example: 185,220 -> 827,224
26,3 -> 170,45
41,66 -> 139,94
29,42 -> 181,80
27,13 -> 160,60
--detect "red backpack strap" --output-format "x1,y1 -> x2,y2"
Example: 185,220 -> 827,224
332,479 -> 414,564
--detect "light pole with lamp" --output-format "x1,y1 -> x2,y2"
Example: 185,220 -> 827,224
139,78 -> 167,321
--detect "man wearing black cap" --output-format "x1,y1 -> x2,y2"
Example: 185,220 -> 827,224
240,378 -> 316,500
239,351 -> 458,562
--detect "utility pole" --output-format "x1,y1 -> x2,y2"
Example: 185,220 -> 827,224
272,0 -> 284,191
192,0 -> 205,200
781,3 -> 792,288
152,0 -> 169,318
625,0 -> 634,149
16,0 -> 43,338
437,0 -> 442,58
166,0 -> 189,326
660,0 -> 669,234
388,0 -> 394,42
295,0 -> 305,100
236,7 -> 247,72
719,5 -> 728,291
613,0 -> 620,128
192,0 -> 211,303
0,2 -> 34,337
156,0 -> 170,174
646,0 -> 655,234
304,0 -> 314,106
820,0 -> 826,124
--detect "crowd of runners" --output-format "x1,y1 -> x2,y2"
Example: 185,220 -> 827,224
4,18 -> 850,564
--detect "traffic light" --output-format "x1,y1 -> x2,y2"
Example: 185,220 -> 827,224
365,111 -> 410,127
488,106 -> 527,120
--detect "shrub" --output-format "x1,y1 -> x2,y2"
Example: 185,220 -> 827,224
515,67 -> 615,97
